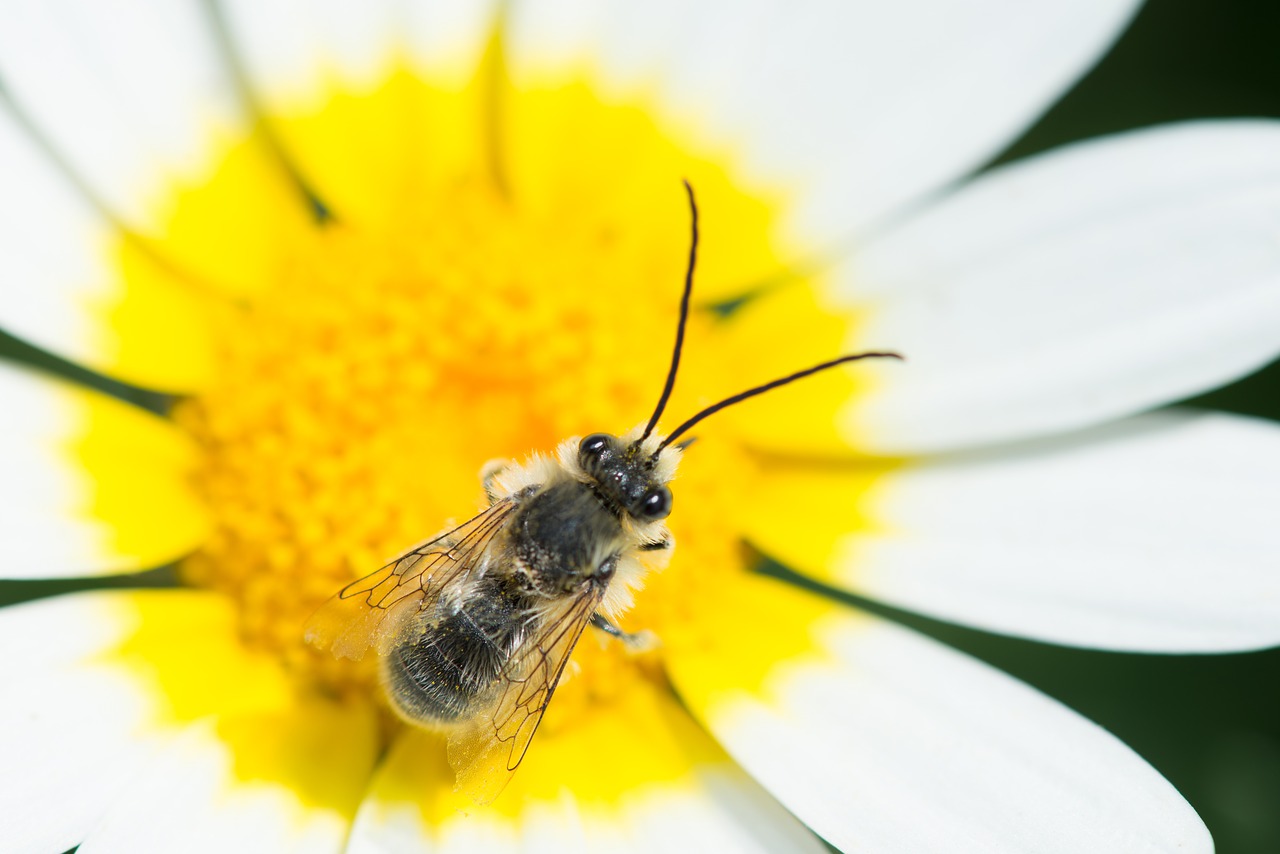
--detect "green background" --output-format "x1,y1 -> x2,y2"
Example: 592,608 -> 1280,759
2,1 -> 1278,851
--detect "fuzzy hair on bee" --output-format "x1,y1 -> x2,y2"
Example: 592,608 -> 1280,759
304,180 -> 901,804
481,426 -> 682,620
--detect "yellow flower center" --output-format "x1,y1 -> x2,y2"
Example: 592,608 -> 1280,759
163,72 -> 786,727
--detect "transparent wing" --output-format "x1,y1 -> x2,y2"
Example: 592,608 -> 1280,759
304,498 -> 519,661
447,582 -> 605,804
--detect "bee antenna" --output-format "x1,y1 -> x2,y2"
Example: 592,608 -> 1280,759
640,179 -> 699,444
656,351 -> 904,451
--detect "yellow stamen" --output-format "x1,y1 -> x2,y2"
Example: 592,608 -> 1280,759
158,73 -> 786,727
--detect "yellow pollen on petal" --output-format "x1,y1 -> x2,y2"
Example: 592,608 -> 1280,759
155,72 -> 798,734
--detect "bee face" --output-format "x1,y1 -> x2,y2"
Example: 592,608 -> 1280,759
576,432 -> 673,523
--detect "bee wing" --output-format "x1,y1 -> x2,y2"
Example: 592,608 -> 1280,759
304,498 -> 519,661
446,583 -> 605,804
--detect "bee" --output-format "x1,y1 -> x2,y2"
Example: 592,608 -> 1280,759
304,181 -> 901,803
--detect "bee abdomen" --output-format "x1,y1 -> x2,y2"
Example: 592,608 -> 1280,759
382,584 -> 528,725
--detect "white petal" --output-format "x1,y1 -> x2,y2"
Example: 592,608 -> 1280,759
215,0 -> 411,108
0,0 -> 246,230
747,411 -> 1280,652
0,106 -> 218,391
507,0 -> 1141,251
404,0 -> 504,83
353,766 -> 823,854
617,773 -> 823,854
215,0 -> 504,112
0,106 -> 105,362
349,687 -> 824,854
843,121 -> 1280,453
669,588 -> 1211,854
0,665 -> 166,853
81,700 -> 377,854
0,363 -> 209,577
0,591 -> 292,854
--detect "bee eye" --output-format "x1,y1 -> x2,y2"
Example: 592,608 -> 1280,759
638,486 -> 672,521
579,433 -> 611,463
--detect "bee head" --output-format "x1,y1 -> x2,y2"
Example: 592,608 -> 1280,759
576,432 -> 673,523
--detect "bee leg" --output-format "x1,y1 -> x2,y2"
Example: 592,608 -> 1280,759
639,538 -> 672,552
480,458 -> 515,504
590,613 -> 659,651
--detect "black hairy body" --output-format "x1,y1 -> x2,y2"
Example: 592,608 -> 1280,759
384,574 -> 532,723
513,481 -> 624,595
384,478 -> 623,725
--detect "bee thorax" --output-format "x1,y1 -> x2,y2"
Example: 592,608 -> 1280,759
512,481 -> 624,596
